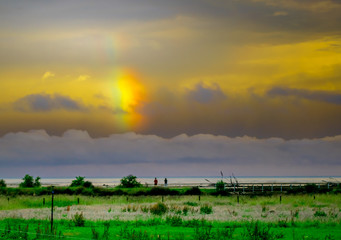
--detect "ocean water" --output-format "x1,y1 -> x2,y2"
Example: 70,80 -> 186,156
3,176 -> 340,187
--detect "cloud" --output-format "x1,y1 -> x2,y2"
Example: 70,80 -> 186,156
0,129 -> 340,177
42,71 -> 55,80
187,83 -> 226,104
13,93 -> 85,112
267,87 -> 341,104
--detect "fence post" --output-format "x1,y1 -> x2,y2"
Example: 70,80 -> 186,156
77,197 -> 80,204
51,186 -> 54,232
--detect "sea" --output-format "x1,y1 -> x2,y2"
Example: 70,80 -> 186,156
3,176 -> 341,188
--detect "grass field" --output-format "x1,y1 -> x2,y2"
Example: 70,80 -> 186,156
0,193 -> 340,239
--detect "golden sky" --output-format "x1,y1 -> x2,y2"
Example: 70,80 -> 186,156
1,0 -> 341,139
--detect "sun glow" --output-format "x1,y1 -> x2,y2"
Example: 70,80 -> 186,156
111,69 -> 146,131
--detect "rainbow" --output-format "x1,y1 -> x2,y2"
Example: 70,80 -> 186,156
111,69 -> 146,131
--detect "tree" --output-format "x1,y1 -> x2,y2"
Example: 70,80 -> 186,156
34,177 -> 41,187
0,179 -> 6,188
120,175 -> 142,188
20,174 -> 41,188
70,176 -> 85,187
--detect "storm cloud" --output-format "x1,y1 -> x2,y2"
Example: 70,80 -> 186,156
268,87 -> 341,104
14,94 -> 85,112
0,130 -> 340,177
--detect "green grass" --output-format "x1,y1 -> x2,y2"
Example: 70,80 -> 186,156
0,218 -> 340,239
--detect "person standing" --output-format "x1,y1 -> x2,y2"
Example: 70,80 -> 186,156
164,178 -> 168,187
154,177 -> 158,186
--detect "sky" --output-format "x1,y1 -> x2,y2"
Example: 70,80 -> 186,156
0,0 -> 341,178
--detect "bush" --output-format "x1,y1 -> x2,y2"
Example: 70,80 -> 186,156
73,212 -> 85,226
305,184 -> 318,193
166,215 -> 183,226
119,175 -> 142,188
0,179 -> 6,188
243,221 -> 280,240
83,181 -> 93,188
19,174 -> 41,188
185,187 -> 202,195
216,180 -> 225,192
150,202 -> 168,215
200,204 -> 213,214
70,176 -> 85,187
314,210 -> 327,217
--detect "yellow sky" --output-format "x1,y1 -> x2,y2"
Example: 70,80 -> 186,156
1,0 -> 341,138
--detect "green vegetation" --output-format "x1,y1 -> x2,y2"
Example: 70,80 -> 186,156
0,218 -> 340,239
216,180 -> 225,192
150,202 -> 168,215
119,174 -> 142,188
70,176 -> 93,188
200,204 -> 213,214
19,174 -> 41,188
0,179 -> 340,239
0,179 -> 6,188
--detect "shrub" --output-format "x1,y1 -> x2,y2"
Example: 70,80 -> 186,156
83,181 -> 93,188
166,215 -> 183,226
305,184 -> 319,193
314,210 -> 327,217
216,180 -> 225,192
185,186 -> 202,195
119,175 -> 142,188
200,204 -> 213,214
0,179 -> 6,188
70,176 -> 85,187
19,174 -> 41,188
72,212 -> 85,226
150,202 -> 168,215
243,221 -> 280,240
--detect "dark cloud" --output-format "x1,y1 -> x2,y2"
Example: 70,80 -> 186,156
13,93 -> 84,112
0,130 -> 340,177
267,87 -> 341,104
187,83 -> 226,104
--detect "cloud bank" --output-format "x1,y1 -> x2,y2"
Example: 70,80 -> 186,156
13,94 -> 85,112
0,130 -> 340,177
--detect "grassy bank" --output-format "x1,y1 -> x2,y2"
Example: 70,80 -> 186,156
0,217 -> 340,239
